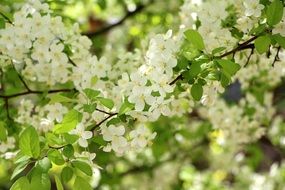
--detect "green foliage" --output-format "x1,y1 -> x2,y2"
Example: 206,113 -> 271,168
254,35 -> 271,54
74,176 -> 92,190
47,149 -> 65,165
61,166 -> 73,183
184,29 -> 205,50
53,109 -> 81,134
191,83 -> 203,101
266,0 -> 284,26
72,160 -> 93,176
19,127 -> 40,158
0,121 -> 7,141
118,100 -> 134,116
97,97 -> 114,109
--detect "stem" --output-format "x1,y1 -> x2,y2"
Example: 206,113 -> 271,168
272,46 -> 281,67
0,88 -> 76,99
82,1 -> 153,37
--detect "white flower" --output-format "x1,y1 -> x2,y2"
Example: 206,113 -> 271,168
70,123 -> 93,148
129,125 -> 157,149
45,103 -> 68,122
39,118 -> 54,132
101,125 -> 129,154
243,0 -> 264,17
0,137 -> 16,153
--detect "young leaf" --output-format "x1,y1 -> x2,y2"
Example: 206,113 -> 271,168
53,109 -> 81,134
72,160 -> 93,176
184,29 -> 205,50
29,167 -> 51,190
98,97 -> 114,109
191,83 -> 203,101
74,176 -> 92,190
49,94 -> 76,104
54,175 -> 64,190
61,166 -> 73,183
216,59 -> 241,76
254,35 -> 271,54
62,144 -> 74,158
38,157 -> 52,173
118,100 -> 134,116
10,176 -> 30,190
266,0 -> 284,26
11,160 -> 30,180
19,127 -> 40,158
83,88 -> 100,101
272,34 -> 285,49
47,149 -> 65,165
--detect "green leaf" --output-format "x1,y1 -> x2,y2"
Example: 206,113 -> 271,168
19,127 -> 40,158
38,157 -> 52,173
72,160 -> 93,176
0,18 -> 5,29
49,94 -> 76,104
83,88 -> 100,101
216,59 -> 241,76
98,97 -> 114,109
61,166 -> 73,183
54,175 -> 64,190
266,0 -> 284,26
83,104 -> 97,113
118,100 -> 134,116
47,149 -> 65,165
0,121 -> 7,141
272,34 -> 285,49
184,29 -> 205,50
46,133 -> 65,146
62,144 -> 74,158
53,109 -> 81,134
11,159 -> 30,180
191,83 -> 203,101
10,176 -> 30,190
212,47 -> 226,55
189,62 -> 201,78
29,167 -> 51,190
254,35 -> 271,54
74,176 -> 92,190
63,133 -> 79,144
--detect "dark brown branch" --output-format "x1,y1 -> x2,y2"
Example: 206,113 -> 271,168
0,88 -> 76,99
90,112 -> 118,131
95,108 -> 114,115
244,45 -> 255,67
82,1 -> 152,38
272,46 -> 281,67
169,36 -> 258,85
4,98 -> 11,120
0,12 -> 12,24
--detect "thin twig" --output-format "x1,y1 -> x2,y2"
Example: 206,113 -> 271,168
169,36 -> 258,85
95,108 -> 114,115
0,88 -> 76,99
82,1 -> 153,37
0,12 -> 12,24
244,46 -> 254,67
272,46 -> 281,67
90,112 -> 118,131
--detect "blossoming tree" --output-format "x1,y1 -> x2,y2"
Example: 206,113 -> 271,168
0,0 -> 285,189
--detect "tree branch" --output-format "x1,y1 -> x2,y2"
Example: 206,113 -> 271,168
169,36 -> 258,85
82,1 -> 153,38
0,88 -> 76,99
272,46 -> 281,67
90,112 -> 118,131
